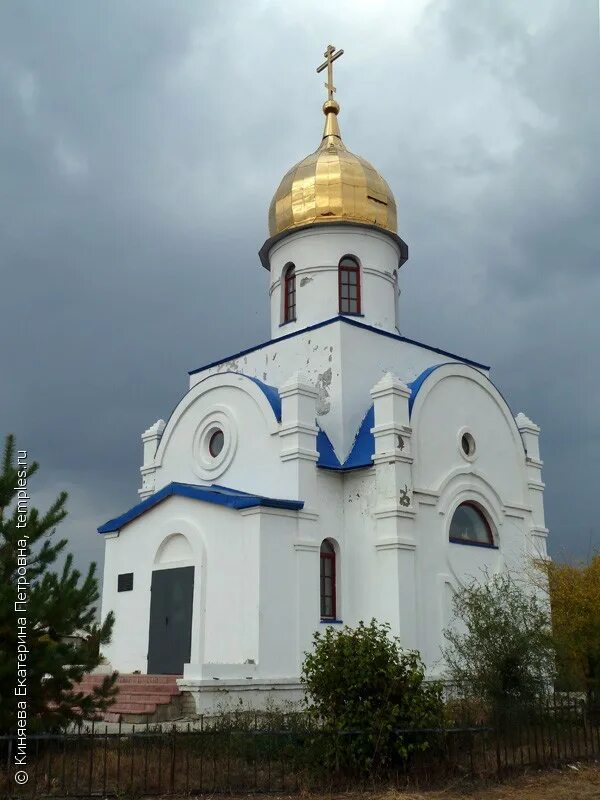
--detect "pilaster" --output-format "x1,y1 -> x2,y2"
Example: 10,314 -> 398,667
139,419 -> 165,499
278,372 -> 319,503
516,412 -> 548,559
370,372 -> 417,647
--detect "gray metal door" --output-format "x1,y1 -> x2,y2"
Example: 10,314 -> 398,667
147,566 -> 194,674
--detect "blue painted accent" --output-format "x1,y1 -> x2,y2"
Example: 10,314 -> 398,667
407,363 -> 457,414
320,619 -> 344,624
343,406 -> 375,469
317,406 -> 375,471
98,482 -> 304,534
316,428 -> 341,469
246,376 -> 282,422
188,316 -> 489,376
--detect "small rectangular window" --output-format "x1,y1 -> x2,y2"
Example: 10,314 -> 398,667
118,572 -> 134,592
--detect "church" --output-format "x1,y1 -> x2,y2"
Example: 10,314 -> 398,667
99,47 -> 549,712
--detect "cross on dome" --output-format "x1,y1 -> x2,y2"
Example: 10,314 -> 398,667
316,44 -> 344,103
266,46 -> 398,240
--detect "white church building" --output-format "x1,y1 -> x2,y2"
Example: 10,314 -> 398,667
99,48 -> 549,711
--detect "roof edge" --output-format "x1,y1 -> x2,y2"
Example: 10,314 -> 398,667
258,220 -> 409,271
98,482 -> 304,534
189,316 -> 490,376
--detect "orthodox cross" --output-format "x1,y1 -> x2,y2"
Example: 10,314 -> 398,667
317,45 -> 344,102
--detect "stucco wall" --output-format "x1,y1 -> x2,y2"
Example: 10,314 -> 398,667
267,225 -> 401,337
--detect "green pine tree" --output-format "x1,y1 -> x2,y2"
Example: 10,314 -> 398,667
0,434 -> 117,733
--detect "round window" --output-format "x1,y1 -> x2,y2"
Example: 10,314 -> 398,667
208,429 -> 224,458
461,432 -> 476,458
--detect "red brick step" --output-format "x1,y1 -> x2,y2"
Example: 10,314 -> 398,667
75,673 -> 184,723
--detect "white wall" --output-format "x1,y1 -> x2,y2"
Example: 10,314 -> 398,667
190,319 -> 489,466
101,496 -> 259,675
103,319 -> 545,696
267,226 -> 402,338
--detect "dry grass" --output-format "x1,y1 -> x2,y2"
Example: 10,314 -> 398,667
228,764 -> 600,800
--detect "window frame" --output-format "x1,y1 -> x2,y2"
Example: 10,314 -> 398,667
320,540 -> 337,620
208,429 -> 224,458
283,264 -> 296,323
449,501 -> 496,548
338,256 -> 361,315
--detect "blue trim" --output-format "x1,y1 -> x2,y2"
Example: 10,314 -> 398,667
188,316 -> 489,376
343,406 -> 375,469
405,362 -> 525,456
320,619 -> 344,624
407,363 -> 456,414
341,317 -> 489,370
316,428 -> 341,469
449,538 -> 499,550
245,376 -> 282,422
98,482 -> 304,534
316,406 -> 375,471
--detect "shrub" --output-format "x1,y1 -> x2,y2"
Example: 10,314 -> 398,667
301,619 -> 443,774
442,572 -> 555,726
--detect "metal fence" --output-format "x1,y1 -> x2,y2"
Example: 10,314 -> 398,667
1,695 -> 599,797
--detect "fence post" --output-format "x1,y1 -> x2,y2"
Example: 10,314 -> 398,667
494,722 -> 502,778
170,724 -> 176,794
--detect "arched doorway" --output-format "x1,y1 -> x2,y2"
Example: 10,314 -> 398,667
147,534 -> 195,674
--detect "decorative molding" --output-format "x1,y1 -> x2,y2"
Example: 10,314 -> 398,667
192,405 -> 238,481
371,423 -> 412,437
280,447 -> 319,463
372,452 -> 413,466
375,537 -> 417,551
238,505 -> 314,519
515,412 -> 540,434
370,371 -> 411,400
293,541 -> 320,552
279,422 -> 319,437
526,456 -> 544,468
531,525 -> 549,538
502,503 -> 530,520
527,480 -> 545,492
413,488 -> 439,506
373,505 -> 416,520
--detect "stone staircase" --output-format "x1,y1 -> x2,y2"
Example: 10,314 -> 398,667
78,674 -> 184,724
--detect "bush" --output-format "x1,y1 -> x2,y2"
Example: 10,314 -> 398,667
301,619 -> 443,774
442,572 -> 555,726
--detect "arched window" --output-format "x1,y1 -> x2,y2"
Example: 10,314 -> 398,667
338,256 -> 361,315
283,264 -> 296,323
320,539 -> 337,620
449,502 -> 494,546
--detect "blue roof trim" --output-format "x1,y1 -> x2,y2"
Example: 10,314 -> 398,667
188,316 -> 489,376
407,363 -> 456,414
343,406 -> 375,469
246,376 -> 282,421
316,428 -> 341,469
98,482 -> 304,534
317,405 -> 375,472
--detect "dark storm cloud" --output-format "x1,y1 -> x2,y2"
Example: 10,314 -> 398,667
0,0 -> 598,578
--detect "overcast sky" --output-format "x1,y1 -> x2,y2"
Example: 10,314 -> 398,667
1,0 -> 599,581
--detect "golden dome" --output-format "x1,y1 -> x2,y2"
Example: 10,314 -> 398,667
268,99 -> 397,237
